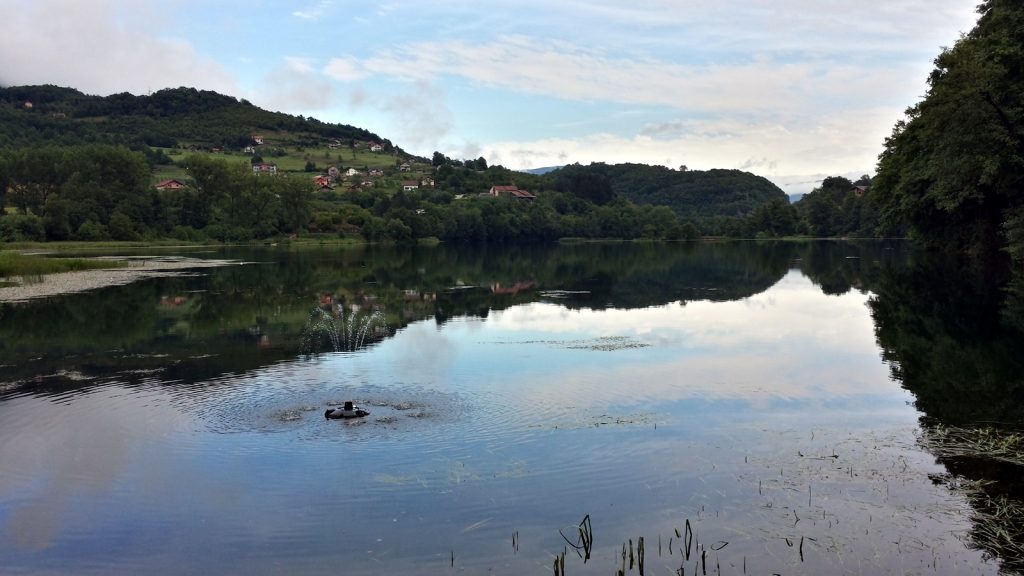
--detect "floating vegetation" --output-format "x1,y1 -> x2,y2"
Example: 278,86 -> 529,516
918,424 -> 1024,571
918,424 -> 1024,465
300,307 -> 389,355
506,336 -> 650,351
561,336 -> 650,351
539,290 -> 591,299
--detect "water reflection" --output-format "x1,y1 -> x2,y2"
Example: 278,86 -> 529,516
866,253 -> 1024,570
0,241 -> 1021,574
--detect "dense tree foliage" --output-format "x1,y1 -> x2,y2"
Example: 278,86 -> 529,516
0,85 -> 384,150
541,162 -> 788,221
874,0 -> 1024,259
792,175 -> 881,238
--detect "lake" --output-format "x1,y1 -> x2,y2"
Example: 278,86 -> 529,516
1,241 -> 1022,575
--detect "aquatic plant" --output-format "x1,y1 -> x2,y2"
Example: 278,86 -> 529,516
300,306 -> 388,355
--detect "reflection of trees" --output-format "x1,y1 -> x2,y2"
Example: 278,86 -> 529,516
794,240 -> 903,296
868,253 -> 1024,572
868,255 -> 1024,424
0,241 -> 869,390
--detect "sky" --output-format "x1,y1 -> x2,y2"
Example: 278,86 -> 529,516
0,0 -> 980,195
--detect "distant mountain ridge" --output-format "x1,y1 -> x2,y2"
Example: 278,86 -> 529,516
519,165 -> 564,175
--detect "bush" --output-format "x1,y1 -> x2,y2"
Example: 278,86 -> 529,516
108,212 -> 140,241
170,225 -> 205,242
75,220 -> 109,241
0,214 -> 46,242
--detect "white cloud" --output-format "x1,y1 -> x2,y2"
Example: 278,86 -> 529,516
0,0 -> 237,96
354,35 -> 931,122
381,80 -> 453,152
323,57 -> 368,82
284,56 -> 316,74
255,58 -> 337,114
293,0 -> 333,20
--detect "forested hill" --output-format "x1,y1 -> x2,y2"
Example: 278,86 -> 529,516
0,85 -> 386,151
546,162 -> 788,220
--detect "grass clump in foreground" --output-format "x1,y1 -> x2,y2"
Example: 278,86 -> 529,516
0,251 -> 126,280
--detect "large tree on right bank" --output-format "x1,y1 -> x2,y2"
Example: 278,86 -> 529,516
874,0 -> 1024,261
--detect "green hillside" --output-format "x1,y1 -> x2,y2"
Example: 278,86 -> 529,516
0,84 -> 805,244
546,162 -> 788,220
0,85 -> 390,152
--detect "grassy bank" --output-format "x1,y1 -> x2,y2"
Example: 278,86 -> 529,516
0,251 -> 127,279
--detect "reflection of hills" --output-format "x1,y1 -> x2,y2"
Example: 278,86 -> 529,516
0,241 -> 878,389
433,241 -> 794,322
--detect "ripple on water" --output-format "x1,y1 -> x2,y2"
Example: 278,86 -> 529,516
166,361 -> 472,446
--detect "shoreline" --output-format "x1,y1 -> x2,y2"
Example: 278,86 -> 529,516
0,256 -> 243,303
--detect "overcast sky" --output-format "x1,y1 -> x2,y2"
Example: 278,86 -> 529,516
1,0 -> 979,194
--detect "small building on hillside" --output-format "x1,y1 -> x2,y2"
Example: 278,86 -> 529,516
402,180 -> 420,191
253,135 -> 265,145
327,166 -> 341,180
369,168 -> 384,177
155,179 -> 187,191
399,163 -> 411,172
489,184 -> 536,202
369,142 -> 384,152
421,177 -> 434,188
344,168 -> 361,178
314,175 -> 331,187
851,185 -> 869,196
253,163 -> 278,175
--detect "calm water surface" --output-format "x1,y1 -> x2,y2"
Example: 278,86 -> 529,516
1,242 -> 1022,575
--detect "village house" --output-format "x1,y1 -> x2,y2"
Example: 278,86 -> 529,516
399,163 -> 411,172
252,135 -> 265,145
154,179 -> 187,191
344,168 -> 361,178
369,168 -> 384,177
402,180 -> 420,191
243,145 -> 256,154
421,177 -> 434,188
314,175 -> 331,187
361,180 -> 375,188
252,163 -> 278,175
327,139 -> 341,149
369,142 -> 384,152
327,166 -> 341,180
851,185 -> 869,196
489,184 -> 536,202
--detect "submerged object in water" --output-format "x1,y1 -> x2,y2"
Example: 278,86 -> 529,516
325,401 -> 370,419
